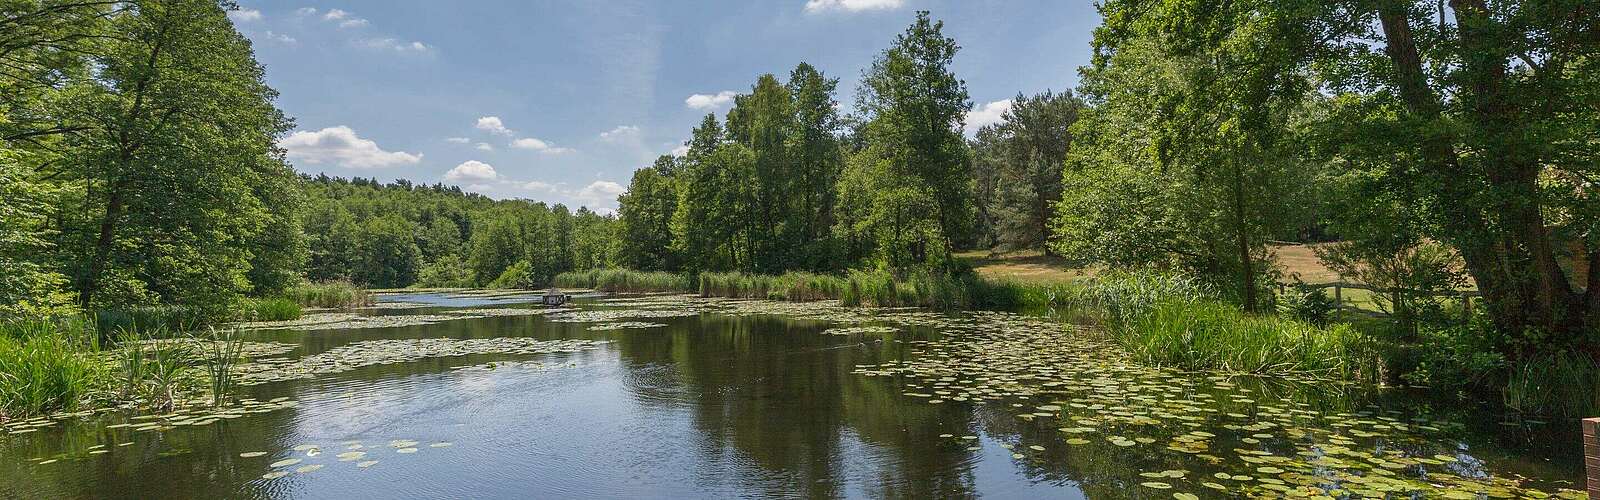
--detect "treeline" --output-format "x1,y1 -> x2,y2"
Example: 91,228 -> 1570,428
0,1 -> 619,320
299,175 -> 617,289
617,13 -> 995,275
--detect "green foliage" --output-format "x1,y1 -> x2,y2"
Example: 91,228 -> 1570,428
1276,286 -> 1338,326
697,272 -> 848,301
1504,352 -> 1600,418
94,305 -> 211,335
970,90 -> 1083,251
416,254 -> 475,288
283,281 -> 372,309
487,260 -> 536,289
0,331 -> 103,419
1120,301 -> 1378,380
200,327 -> 245,407
240,297 -> 301,322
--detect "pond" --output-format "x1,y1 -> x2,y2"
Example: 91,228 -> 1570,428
0,293 -> 1587,498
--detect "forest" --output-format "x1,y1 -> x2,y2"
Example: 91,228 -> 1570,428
1,0 -> 1597,421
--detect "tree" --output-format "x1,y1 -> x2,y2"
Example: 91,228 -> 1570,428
787,63 -> 845,271
617,158 -> 678,271
972,90 -> 1082,252
356,215 -> 420,288
847,11 -> 974,271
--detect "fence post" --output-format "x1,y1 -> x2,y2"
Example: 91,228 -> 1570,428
1586,417 -> 1600,498
1461,291 -> 1473,324
1333,284 -> 1343,321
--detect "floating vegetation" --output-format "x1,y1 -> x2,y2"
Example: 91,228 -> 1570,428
546,309 -> 697,323
442,307 -> 573,317
820,326 -> 898,336
585,322 -> 667,331
231,338 -> 609,385
846,309 -> 1582,498
2,397 -> 298,436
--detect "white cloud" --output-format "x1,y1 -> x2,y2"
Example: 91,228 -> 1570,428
443,160 -> 499,182
964,99 -> 1012,135
295,7 -> 318,16
575,181 -> 626,206
685,91 -> 737,110
228,9 -> 261,22
804,0 -> 905,13
522,181 -> 557,191
322,8 -> 349,21
358,38 -> 430,53
339,18 -> 370,29
474,142 -> 494,151
475,116 -> 514,136
446,137 -> 471,144
670,144 -> 690,156
263,31 -> 297,44
599,125 -> 640,142
510,137 -> 574,154
280,126 -> 422,169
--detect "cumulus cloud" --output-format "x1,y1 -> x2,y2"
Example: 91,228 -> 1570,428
575,181 -> 626,206
599,125 -> 640,142
475,116 -> 514,136
446,137 -> 471,144
522,181 -> 557,191
263,31 -> 297,44
443,160 -> 499,182
228,8 -> 261,22
670,144 -> 690,156
510,137 -> 574,154
964,99 -> 1013,135
295,7 -> 318,16
685,91 -> 737,110
475,142 -> 494,151
339,18 -> 370,29
358,38 -> 430,53
804,0 -> 905,13
280,126 -> 421,169
322,8 -> 349,20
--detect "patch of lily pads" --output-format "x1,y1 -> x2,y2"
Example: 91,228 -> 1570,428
236,437 -> 458,480
230,337 -> 609,385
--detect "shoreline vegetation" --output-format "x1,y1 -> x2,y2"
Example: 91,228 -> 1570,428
0,281 -> 371,422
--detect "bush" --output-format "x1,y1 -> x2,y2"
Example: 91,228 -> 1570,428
283,281 -> 372,309
1504,352 -> 1600,418
1276,285 -> 1338,325
416,254 -> 475,288
487,260 -> 536,289
95,305 -> 211,335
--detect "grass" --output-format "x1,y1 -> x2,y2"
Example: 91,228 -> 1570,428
94,305 -> 210,335
698,272 -> 848,301
553,269 -> 693,293
0,318 -> 106,420
283,281 -> 373,309
1502,351 -> 1600,418
241,297 -> 302,321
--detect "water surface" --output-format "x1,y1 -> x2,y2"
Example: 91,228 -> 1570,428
0,293 -> 1585,499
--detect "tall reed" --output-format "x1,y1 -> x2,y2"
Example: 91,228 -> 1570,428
283,281 -> 373,309
201,327 -> 245,407
553,269 -> 693,293
0,318 -> 105,419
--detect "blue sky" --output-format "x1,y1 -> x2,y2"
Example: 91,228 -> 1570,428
231,0 -> 1101,213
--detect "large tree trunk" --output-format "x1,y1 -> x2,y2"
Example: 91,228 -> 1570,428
1376,0 -> 1590,351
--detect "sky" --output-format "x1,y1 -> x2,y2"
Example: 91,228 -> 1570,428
230,0 -> 1102,213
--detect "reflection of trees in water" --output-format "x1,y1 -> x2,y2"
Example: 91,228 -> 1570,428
605,314 -> 982,498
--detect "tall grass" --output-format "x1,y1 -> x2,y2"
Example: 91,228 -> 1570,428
0,318 -> 105,419
201,327 -> 245,407
241,297 -> 302,321
94,305 -> 210,335
1503,351 -> 1600,418
698,272 -> 848,301
553,269 -> 693,293
283,281 -> 373,309
1119,301 -> 1379,380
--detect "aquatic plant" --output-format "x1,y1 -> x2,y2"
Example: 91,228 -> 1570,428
94,305 -> 210,335
552,269 -> 692,293
1503,351 -> 1600,418
241,297 -> 302,321
283,281 -> 373,309
1118,300 -> 1380,380
201,326 -> 246,407
697,272 -> 847,301
0,319 -> 104,419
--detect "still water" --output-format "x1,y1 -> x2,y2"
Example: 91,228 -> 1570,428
0,293 -> 1585,499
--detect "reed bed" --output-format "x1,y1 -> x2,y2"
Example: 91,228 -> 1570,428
282,281 -> 373,309
552,269 -> 693,293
